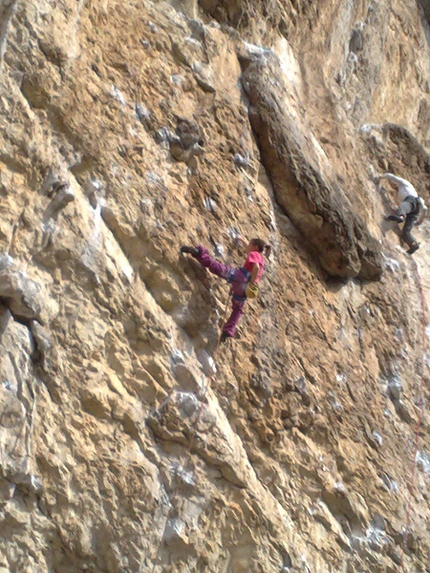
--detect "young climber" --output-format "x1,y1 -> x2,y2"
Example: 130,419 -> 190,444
379,172 -> 427,255
180,238 -> 270,342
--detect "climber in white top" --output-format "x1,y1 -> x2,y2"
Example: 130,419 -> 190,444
379,173 -> 427,255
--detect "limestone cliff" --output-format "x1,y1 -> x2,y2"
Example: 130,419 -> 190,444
0,0 -> 430,572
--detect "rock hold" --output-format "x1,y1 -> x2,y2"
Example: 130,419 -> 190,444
135,103 -> 152,127
43,183 -> 75,221
0,259 -> 58,324
192,62 -> 216,93
168,118 -> 204,165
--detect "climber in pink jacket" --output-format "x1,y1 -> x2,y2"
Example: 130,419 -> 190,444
181,238 -> 270,342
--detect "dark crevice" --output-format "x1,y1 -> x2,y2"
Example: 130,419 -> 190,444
0,296 -> 44,366
419,0 -> 430,22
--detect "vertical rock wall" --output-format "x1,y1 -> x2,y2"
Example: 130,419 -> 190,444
0,0 -> 429,572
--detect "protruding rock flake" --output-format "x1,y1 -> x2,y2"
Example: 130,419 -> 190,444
196,348 -> 217,377
110,85 -> 127,106
192,61 -> 216,93
243,185 -> 254,201
366,522 -> 387,551
327,390 -> 342,413
243,41 -> 273,58
164,517 -> 188,547
170,74 -> 184,86
227,226 -> 241,242
170,347 -> 185,365
0,259 -> 58,323
416,451 -> 430,474
175,391 -> 200,417
380,473 -> 399,493
135,103 -> 151,125
387,375 -> 403,401
233,152 -> 250,168
170,463 -> 196,486
335,372 -> 347,385
154,127 -> 172,145
371,431 -> 383,447
213,242 -> 224,258
333,481 -> 347,494
0,253 -> 13,268
203,196 -> 217,213
382,254 -> 401,273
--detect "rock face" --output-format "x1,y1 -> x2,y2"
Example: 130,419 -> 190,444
241,53 -> 382,279
0,1 -> 430,572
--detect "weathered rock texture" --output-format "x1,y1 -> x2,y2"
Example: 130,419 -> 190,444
0,0 -> 430,572
241,54 -> 383,279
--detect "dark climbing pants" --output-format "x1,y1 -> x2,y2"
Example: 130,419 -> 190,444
195,246 -> 248,337
397,196 -> 419,248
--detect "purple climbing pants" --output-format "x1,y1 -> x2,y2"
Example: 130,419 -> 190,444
195,246 -> 248,337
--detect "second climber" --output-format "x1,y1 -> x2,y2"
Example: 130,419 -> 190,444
379,172 -> 427,255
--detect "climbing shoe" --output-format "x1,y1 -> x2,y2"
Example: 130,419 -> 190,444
180,246 -> 200,257
407,242 -> 420,255
386,214 -> 405,223
220,331 -> 232,344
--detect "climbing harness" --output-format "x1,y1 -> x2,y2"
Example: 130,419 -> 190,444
228,266 -> 259,300
399,262 -> 427,572
149,289 -> 233,572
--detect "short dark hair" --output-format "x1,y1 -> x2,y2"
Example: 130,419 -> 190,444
251,238 -> 271,256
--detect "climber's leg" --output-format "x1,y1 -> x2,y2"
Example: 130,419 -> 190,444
402,213 -> 419,254
181,245 -> 231,279
221,298 -> 245,340
386,198 -> 414,223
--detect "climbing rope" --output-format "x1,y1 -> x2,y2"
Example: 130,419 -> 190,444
148,289 -> 232,573
399,261 -> 427,571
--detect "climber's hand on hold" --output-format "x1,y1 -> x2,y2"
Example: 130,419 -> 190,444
236,235 -> 246,248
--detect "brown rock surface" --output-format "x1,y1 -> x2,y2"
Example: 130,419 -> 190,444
0,0 -> 430,572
